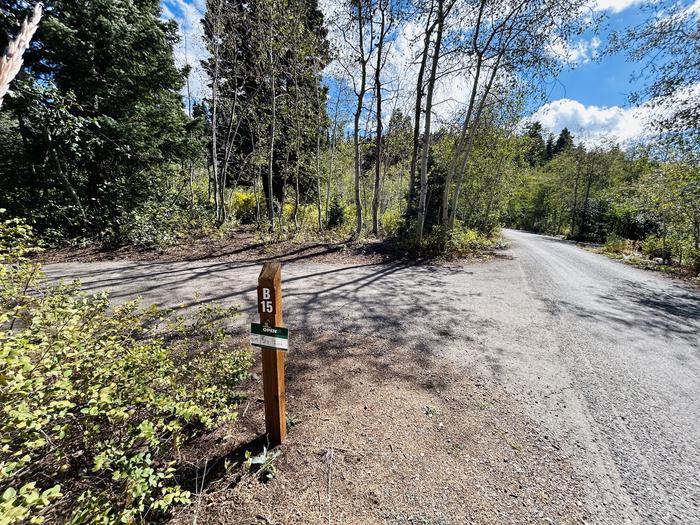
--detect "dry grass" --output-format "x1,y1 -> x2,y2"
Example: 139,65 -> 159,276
0,3 -> 43,108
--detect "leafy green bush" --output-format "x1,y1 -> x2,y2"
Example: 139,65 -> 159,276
422,224 -> 494,257
381,209 -> 403,237
122,196 -> 220,248
604,236 -> 635,255
0,217 -> 251,524
641,235 -> 664,259
231,190 -> 258,224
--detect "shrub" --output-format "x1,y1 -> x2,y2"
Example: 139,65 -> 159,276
604,236 -> 634,255
231,190 -> 258,224
422,224 -> 494,257
641,235 -> 684,262
445,227 -> 494,256
0,217 -> 251,524
122,197 -> 221,248
689,247 -> 700,271
381,209 -> 403,237
641,235 -> 664,259
327,197 -> 346,230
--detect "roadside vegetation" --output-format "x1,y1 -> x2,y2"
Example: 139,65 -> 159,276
0,0 -> 583,260
0,216 -> 251,523
507,125 -> 700,276
1,1 -> 696,266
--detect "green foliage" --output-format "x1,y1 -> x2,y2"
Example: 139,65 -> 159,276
392,220 -> 497,258
641,235 -> 667,259
0,218 -> 252,523
203,0 -> 331,221
641,235 -> 693,261
0,0 -> 195,242
506,138 -> 699,272
553,128 -> 574,157
423,225 -> 496,257
524,122 -> 546,167
604,236 -> 635,255
123,197 -> 219,249
244,447 -> 281,481
381,209 -> 403,237
327,196 -> 347,230
232,191 -> 259,224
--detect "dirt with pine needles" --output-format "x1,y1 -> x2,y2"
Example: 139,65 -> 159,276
39,226 -> 505,267
39,227 -> 399,265
170,332 -> 587,525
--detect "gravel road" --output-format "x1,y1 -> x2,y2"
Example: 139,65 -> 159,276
44,229 -> 699,524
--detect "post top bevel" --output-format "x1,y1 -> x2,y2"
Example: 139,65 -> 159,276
259,261 -> 282,285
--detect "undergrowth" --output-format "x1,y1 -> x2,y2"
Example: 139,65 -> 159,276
0,215 -> 252,524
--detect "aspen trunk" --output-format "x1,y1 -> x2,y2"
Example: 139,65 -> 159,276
372,3 -> 386,236
352,0 -> 368,238
406,3 -> 436,218
316,77 -> 323,231
416,0 -> 446,242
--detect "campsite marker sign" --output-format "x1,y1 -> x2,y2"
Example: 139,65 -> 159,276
252,262 -> 287,446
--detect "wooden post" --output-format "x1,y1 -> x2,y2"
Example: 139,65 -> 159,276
257,262 -> 286,446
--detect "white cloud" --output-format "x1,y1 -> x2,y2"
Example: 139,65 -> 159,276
161,0 -> 209,106
547,36 -> 601,64
591,0 -> 647,13
527,98 -> 651,146
529,81 -> 700,146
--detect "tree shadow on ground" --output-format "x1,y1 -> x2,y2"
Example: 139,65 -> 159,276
543,278 -> 699,346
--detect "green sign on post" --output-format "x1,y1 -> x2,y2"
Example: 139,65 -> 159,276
250,323 -> 289,351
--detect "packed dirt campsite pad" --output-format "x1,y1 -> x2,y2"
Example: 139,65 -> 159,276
170,334 -> 585,525
43,229 -> 700,524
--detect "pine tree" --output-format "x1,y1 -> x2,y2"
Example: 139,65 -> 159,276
524,122 -> 546,166
545,134 -> 555,161
553,127 -> 574,156
0,0 -> 191,239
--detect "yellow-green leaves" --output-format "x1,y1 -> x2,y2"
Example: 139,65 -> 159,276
1,218 -> 251,524
0,483 -> 61,525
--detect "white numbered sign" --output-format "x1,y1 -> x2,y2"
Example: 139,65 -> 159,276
259,287 -> 274,314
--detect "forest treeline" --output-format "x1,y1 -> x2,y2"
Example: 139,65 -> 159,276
509,123 -> 699,268
0,0 -> 698,267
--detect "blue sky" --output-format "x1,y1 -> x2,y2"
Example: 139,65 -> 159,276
548,4 -> 648,108
161,0 -> 695,146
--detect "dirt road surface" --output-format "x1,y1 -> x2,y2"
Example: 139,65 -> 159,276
45,229 -> 699,524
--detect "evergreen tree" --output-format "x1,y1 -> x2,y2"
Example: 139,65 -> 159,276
524,122 -> 546,166
202,0 -> 330,223
553,127 -> 574,156
0,0 -> 191,240
545,133 -> 555,161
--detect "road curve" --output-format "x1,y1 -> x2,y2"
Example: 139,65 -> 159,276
44,229 -> 699,523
